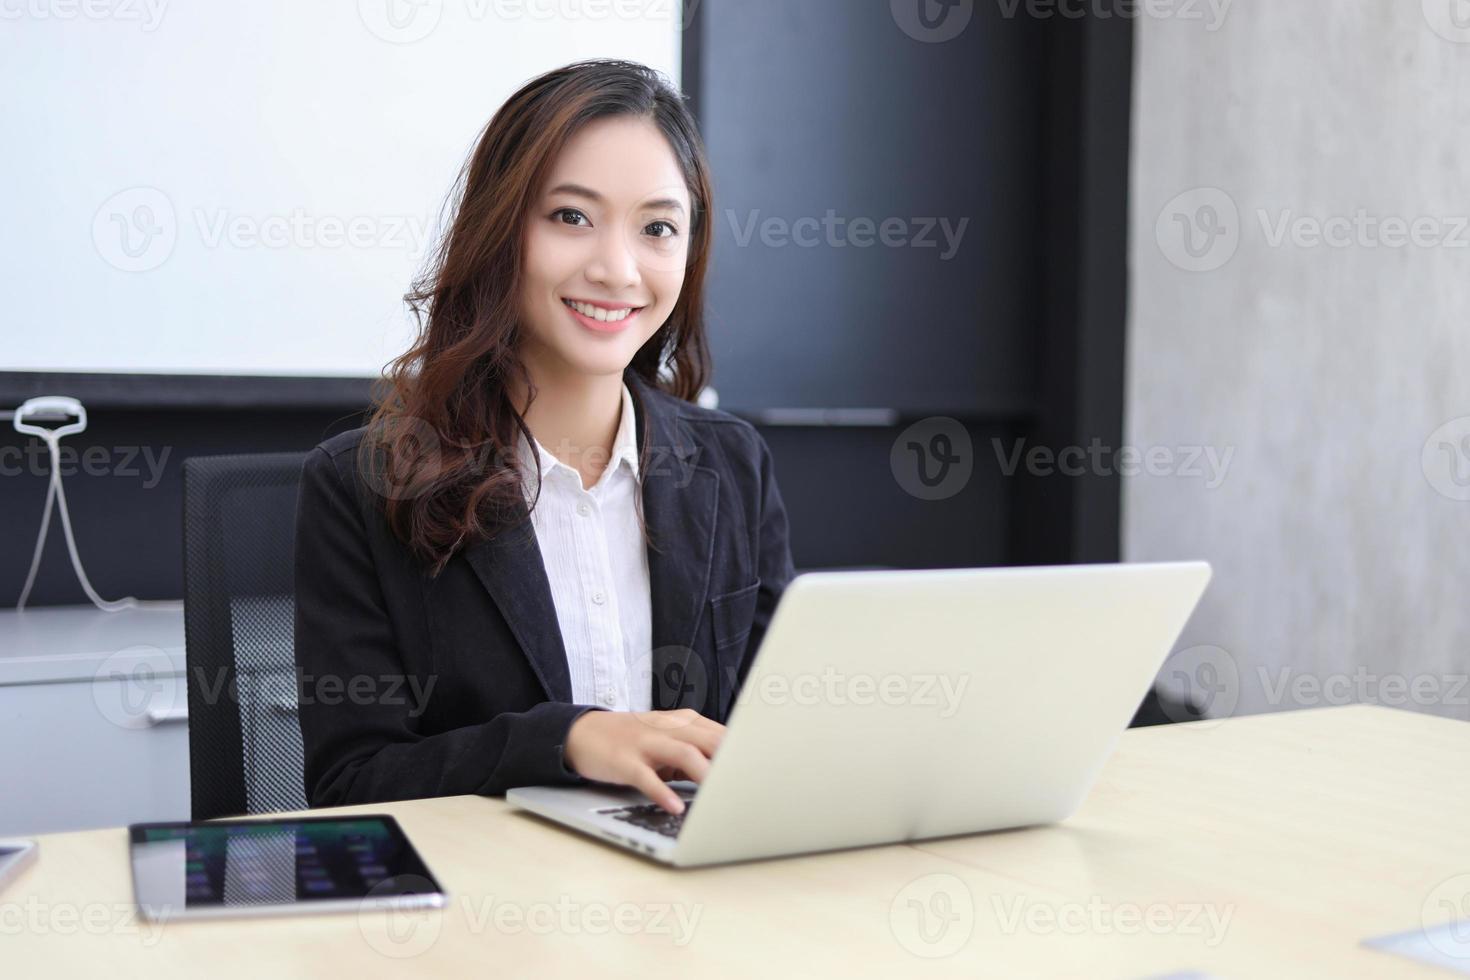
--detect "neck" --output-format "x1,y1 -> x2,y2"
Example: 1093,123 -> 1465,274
511,358 -> 625,489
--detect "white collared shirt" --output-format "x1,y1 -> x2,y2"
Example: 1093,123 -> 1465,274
517,382 -> 652,712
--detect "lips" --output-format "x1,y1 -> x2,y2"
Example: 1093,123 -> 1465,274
561,297 -> 644,332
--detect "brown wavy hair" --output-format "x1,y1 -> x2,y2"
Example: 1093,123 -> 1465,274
359,59 -> 713,577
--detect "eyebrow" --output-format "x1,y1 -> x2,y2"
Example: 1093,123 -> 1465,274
547,182 -> 686,215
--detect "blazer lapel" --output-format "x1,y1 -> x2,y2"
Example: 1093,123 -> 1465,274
461,370 -> 719,712
628,371 -> 720,712
463,508 -> 573,703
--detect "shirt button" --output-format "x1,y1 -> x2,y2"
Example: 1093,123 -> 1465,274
577,502 -> 591,517
591,591 -> 606,605
601,692 -> 616,706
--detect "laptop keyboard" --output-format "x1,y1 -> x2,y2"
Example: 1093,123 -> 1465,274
602,801 -> 693,838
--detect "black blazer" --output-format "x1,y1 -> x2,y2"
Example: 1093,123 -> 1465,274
293,369 -> 796,807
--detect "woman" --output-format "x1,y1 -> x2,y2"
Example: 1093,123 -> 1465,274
293,60 -> 795,816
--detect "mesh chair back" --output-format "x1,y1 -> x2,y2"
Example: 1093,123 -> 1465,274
182,452 -> 309,820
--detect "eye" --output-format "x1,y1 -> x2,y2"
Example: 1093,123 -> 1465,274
645,220 -> 679,239
552,208 -> 590,227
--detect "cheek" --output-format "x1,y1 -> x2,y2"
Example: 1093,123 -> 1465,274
523,227 -> 580,296
647,265 -> 687,319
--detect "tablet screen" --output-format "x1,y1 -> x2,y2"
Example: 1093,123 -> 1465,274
129,814 -> 445,920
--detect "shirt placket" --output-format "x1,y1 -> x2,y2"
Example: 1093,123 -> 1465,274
575,482 -> 625,709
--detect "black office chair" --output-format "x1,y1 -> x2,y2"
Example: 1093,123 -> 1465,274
182,452 -> 309,821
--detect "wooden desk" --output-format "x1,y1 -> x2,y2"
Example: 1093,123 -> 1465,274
5,706 -> 1466,978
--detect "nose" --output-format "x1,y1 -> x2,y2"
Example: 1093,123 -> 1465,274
584,225 -> 641,292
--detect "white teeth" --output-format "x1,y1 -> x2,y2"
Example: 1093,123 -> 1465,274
563,299 -> 636,322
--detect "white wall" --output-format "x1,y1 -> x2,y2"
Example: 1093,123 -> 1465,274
1,1 -> 682,377
1128,1 -> 1470,721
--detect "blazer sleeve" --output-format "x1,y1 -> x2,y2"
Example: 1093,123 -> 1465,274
731,429 -> 798,698
293,445 -> 600,807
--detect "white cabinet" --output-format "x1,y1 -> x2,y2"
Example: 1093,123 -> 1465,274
0,606 -> 191,836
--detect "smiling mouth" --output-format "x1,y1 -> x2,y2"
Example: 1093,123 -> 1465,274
561,297 -> 645,324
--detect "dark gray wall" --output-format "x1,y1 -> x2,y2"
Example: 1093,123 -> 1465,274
698,0 -> 1044,417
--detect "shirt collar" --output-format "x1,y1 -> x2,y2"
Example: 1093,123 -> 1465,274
517,381 -> 641,495
613,380 -> 641,478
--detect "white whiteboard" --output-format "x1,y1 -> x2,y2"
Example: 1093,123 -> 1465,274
1,1 -> 682,377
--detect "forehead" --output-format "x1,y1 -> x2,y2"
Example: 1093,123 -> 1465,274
541,115 -> 689,208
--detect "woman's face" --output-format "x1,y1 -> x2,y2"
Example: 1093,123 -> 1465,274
518,115 -> 692,382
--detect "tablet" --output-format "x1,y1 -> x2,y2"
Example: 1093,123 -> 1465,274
129,814 -> 447,922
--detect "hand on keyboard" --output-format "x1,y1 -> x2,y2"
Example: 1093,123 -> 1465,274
564,708 -> 725,814
606,801 -> 694,838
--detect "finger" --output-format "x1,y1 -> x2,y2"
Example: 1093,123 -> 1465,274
647,739 -> 711,785
662,719 -> 726,759
644,708 -> 723,735
626,763 -> 685,814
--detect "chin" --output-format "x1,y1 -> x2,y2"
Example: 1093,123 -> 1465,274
553,341 -> 642,379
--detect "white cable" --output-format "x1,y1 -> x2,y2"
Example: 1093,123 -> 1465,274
13,397 -> 182,613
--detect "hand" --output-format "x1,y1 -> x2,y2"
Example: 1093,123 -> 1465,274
564,708 -> 726,813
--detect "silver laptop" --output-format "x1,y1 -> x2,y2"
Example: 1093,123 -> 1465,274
507,561 -> 1211,867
